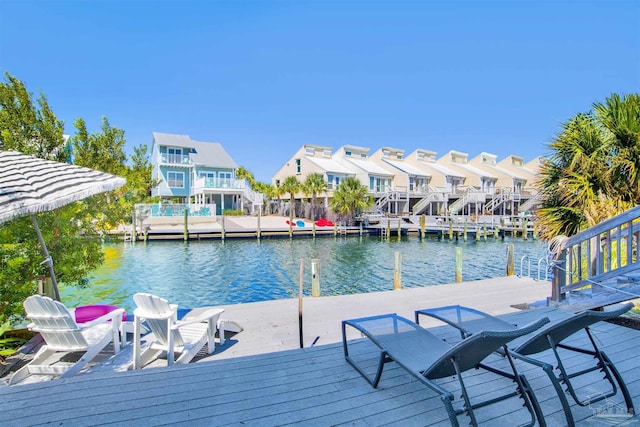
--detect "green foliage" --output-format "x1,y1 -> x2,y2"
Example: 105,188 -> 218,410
0,315 -> 26,359
330,177 -> 372,225
223,209 -> 244,216
303,173 -> 327,220
280,176 -> 301,217
536,93 -> 640,240
0,72 -> 67,161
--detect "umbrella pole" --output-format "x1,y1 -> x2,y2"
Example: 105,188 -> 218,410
31,214 -> 61,301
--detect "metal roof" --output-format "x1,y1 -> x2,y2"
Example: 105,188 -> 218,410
152,132 -> 237,169
383,159 -> 430,177
344,157 -> 394,176
307,156 -> 354,175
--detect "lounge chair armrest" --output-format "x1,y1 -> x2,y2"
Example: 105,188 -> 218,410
80,308 -> 126,329
175,308 -> 225,328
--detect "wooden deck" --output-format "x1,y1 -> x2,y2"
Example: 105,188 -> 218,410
1,305 -> 639,426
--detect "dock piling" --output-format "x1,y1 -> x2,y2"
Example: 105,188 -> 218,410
183,208 -> 188,241
506,244 -> 515,276
455,247 -> 462,283
298,259 -> 304,348
311,259 -> 320,297
393,251 -> 402,290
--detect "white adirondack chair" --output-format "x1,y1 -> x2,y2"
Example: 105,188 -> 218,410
9,295 -> 124,385
132,293 -> 224,369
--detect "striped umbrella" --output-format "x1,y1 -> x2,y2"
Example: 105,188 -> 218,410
0,150 -> 126,300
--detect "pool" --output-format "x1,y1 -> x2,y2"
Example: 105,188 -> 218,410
60,236 -> 550,312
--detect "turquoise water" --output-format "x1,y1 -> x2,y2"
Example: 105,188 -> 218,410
60,236 -> 549,313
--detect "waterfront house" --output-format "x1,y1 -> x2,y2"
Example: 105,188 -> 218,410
271,144 -> 354,212
368,147 -> 433,215
333,145 -> 394,194
272,143 -> 541,219
150,132 -> 262,215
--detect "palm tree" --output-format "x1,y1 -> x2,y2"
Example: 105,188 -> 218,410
331,177 -> 372,225
535,93 -> 640,241
280,176 -> 300,218
303,173 -> 327,220
235,166 -> 256,187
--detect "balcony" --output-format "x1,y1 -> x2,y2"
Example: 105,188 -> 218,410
193,176 -> 247,193
159,153 -> 192,166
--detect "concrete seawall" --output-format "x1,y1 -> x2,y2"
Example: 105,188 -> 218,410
198,275 -> 550,362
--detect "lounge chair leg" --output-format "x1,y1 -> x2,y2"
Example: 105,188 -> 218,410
453,358 -> 479,427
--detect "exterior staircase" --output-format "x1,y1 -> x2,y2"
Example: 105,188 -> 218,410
412,191 -> 447,215
448,191 -> 487,215
550,205 -> 640,310
518,193 -> 541,213
484,190 -> 520,214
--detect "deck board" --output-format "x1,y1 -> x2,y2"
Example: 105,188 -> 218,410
2,304 -> 639,426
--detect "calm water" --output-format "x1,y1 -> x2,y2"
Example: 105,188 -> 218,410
60,236 -> 549,312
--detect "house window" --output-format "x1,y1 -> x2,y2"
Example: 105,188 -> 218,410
219,171 -> 232,188
295,159 -> 301,174
345,150 -> 352,156
167,171 -> 184,188
396,153 -> 403,160
360,153 -> 366,158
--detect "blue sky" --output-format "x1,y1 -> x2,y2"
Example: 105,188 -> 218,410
1,1 -> 638,182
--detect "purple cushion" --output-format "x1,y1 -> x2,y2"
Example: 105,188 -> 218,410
75,305 -> 127,324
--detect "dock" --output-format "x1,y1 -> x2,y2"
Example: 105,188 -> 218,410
121,214 -> 536,241
3,277 -> 639,426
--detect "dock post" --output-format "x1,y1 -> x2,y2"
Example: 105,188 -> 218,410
463,221 -> 468,242
448,221 -> 453,240
522,218 -> 528,240
312,222 -> 316,238
289,212 -> 293,238
183,208 -> 188,241
359,222 -> 363,236
143,226 -> 148,243
221,214 -> 225,241
298,259 -> 304,348
311,259 -> 320,297
257,208 -> 261,241
393,251 -> 402,290
420,214 -> 425,240
386,220 -> 391,240
493,226 -> 499,240
483,222 -> 487,241
132,210 -> 137,242
334,223 -> 338,237
455,247 -> 462,283
397,220 -> 401,238
506,244 -> 515,276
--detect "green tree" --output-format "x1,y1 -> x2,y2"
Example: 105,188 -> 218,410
71,116 -> 127,175
0,73 -> 105,318
0,72 -> 67,161
536,93 -> 640,241
126,144 -> 155,201
236,166 -> 256,187
331,177 -> 372,225
70,116 -> 130,229
280,176 -> 301,218
303,173 -> 327,220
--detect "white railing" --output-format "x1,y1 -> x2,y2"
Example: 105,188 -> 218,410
551,205 -> 640,302
159,154 -> 192,165
135,203 -> 217,218
192,176 -> 247,192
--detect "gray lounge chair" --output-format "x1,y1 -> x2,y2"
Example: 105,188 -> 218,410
342,313 -> 550,427
415,303 -> 636,426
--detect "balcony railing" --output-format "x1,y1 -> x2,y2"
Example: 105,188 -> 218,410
160,153 -> 192,165
193,176 -> 247,192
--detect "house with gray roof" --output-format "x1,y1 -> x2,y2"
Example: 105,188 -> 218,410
150,132 -> 261,214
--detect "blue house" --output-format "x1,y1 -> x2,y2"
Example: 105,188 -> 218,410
150,132 -> 262,215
